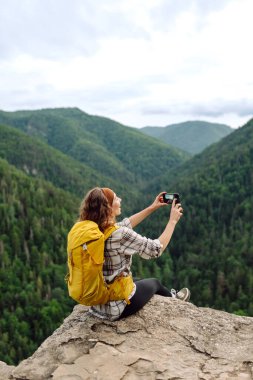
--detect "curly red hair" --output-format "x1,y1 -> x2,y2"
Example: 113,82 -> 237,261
79,187 -> 114,231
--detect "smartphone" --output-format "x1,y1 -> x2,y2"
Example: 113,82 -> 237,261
162,193 -> 181,205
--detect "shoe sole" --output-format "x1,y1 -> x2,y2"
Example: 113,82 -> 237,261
184,288 -> 191,302
177,288 -> 191,302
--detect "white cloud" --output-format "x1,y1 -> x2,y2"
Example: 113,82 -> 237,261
0,0 -> 253,128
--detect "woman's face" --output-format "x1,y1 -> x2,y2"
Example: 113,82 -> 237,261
111,193 -> 122,217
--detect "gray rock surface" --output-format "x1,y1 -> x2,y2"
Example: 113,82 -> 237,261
0,361 -> 15,380
3,296 -> 253,379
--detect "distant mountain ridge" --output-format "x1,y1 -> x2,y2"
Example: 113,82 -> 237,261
0,108 -> 189,189
140,120 -> 233,154
0,123 -> 118,196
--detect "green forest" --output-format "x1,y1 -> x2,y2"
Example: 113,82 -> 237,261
0,158 -> 77,364
0,108 -> 253,366
136,119 -> 253,315
140,120 -> 232,154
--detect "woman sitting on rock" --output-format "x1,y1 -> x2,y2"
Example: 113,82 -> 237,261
77,187 -> 190,320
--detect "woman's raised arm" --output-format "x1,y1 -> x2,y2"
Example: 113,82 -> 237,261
128,192 -> 167,228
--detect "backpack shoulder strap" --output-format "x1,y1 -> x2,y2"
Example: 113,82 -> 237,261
103,224 -> 119,240
88,225 -> 119,264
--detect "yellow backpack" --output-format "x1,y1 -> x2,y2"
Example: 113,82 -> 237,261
66,220 -> 134,306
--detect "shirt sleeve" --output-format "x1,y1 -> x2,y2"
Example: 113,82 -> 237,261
116,218 -> 133,229
119,227 -> 162,259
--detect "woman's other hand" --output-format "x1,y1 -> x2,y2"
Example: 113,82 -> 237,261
169,198 -> 183,225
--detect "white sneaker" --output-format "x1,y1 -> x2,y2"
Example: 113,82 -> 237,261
171,288 -> 191,301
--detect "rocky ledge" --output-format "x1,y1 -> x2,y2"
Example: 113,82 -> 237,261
2,296 -> 253,380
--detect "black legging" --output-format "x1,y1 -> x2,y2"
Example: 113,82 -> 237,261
119,278 -> 171,319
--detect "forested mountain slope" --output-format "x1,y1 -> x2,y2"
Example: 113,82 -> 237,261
138,119 -> 253,316
0,123 -> 139,210
140,120 -> 233,154
0,158 -> 78,365
0,108 -> 189,186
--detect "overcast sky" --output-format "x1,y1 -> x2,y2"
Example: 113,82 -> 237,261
1,0 -> 253,128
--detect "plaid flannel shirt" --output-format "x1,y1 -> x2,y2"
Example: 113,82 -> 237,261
89,218 -> 162,321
